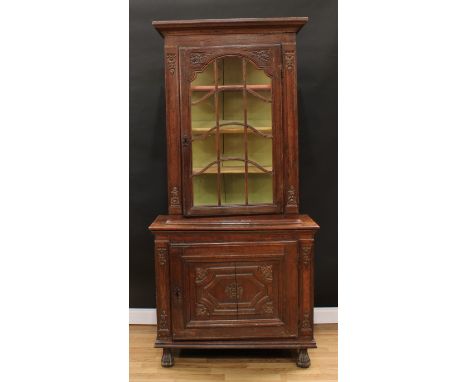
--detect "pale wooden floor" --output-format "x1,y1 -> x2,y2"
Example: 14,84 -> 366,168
130,324 -> 337,382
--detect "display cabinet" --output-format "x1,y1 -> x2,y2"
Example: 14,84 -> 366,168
149,17 -> 319,368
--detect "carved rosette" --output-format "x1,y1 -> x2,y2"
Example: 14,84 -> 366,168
169,186 -> 180,208
225,282 -> 243,299
301,244 -> 312,266
156,247 -> 167,266
284,51 -> 296,71
301,312 -> 312,329
195,267 -> 208,283
259,265 -> 273,282
287,185 -> 297,206
166,53 -> 176,75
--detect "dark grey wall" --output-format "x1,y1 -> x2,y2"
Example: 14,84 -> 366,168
130,0 -> 337,307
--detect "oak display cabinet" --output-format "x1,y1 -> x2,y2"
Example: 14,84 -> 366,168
149,18 -> 319,368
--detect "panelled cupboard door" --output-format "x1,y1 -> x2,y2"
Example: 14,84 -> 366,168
170,241 -> 298,340
179,45 -> 284,216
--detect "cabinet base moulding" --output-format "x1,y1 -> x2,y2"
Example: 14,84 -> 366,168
129,307 -> 338,325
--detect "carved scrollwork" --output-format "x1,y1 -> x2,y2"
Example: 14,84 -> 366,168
284,51 -> 295,71
287,185 -> 297,206
259,265 -> 273,282
225,282 -> 243,299
195,267 -> 208,283
301,244 -> 312,266
169,186 -> 180,208
196,303 -> 209,317
156,247 -> 167,266
190,52 -> 212,66
250,49 -> 271,64
166,53 -> 176,75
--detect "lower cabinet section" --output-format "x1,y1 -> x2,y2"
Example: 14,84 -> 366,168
170,242 -> 298,340
150,217 -> 319,368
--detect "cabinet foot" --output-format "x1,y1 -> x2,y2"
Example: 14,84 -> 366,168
296,348 -> 310,368
161,348 -> 174,367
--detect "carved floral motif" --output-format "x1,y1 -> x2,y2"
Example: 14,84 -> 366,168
156,247 -> 167,265
301,312 -> 311,329
169,186 -> 180,208
196,303 -> 209,317
158,310 -> 168,330
284,51 -> 295,71
166,53 -> 176,75
225,282 -> 243,299
259,265 -> 273,282
301,244 -> 312,265
250,49 -> 272,64
190,52 -> 212,65
287,185 -> 297,206
195,267 -> 208,283
262,300 -> 274,314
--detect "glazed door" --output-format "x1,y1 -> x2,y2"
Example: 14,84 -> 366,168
170,241 -> 298,340
179,45 -> 284,216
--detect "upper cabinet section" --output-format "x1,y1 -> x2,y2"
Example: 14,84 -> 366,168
153,18 -> 307,216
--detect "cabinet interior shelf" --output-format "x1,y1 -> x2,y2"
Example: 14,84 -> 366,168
192,120 -> 272,135
191,84 -> 271,91
192,166 -> 273,175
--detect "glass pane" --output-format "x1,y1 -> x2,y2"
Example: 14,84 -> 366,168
190,55 -> 274,207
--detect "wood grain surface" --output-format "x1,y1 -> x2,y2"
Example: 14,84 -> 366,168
130,324 -> 337,381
